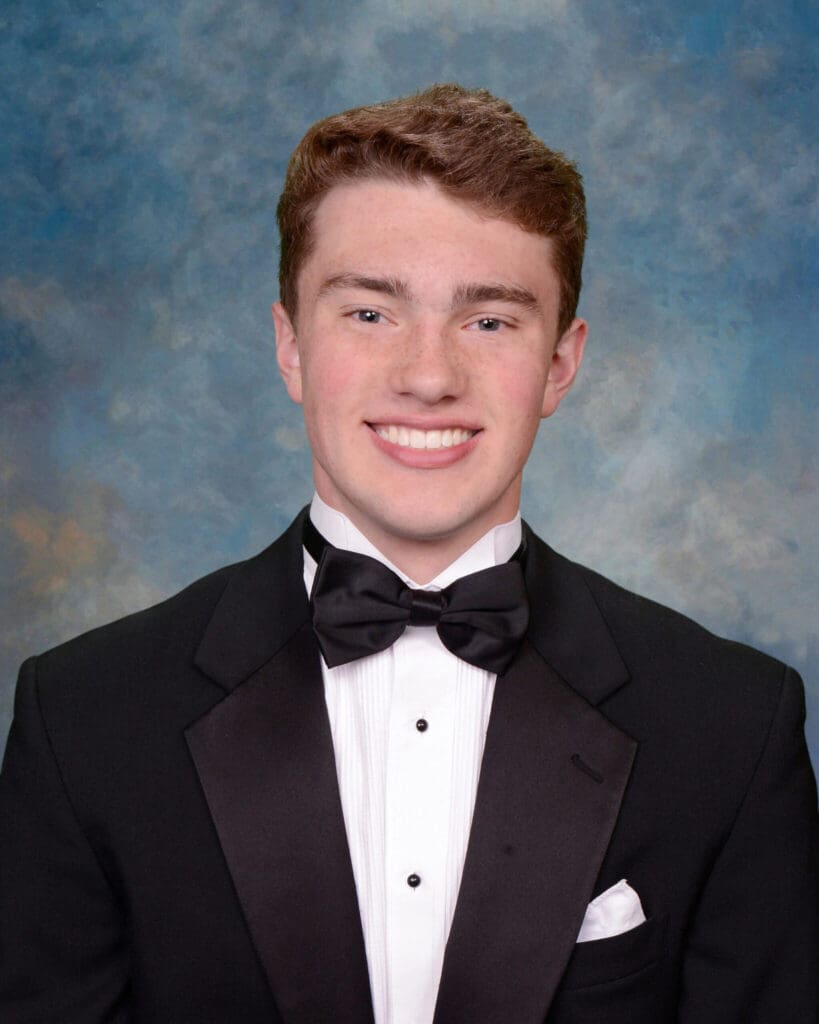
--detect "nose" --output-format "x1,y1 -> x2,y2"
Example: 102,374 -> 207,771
389,322 -> 466,405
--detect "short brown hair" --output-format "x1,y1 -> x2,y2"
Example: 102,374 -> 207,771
277,83 -> 586,334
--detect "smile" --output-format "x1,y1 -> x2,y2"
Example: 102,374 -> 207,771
372,425 -> 477,450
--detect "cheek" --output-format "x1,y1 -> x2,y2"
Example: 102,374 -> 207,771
487,359 -> 549,417
489,366 -> 550,459
300,350 -> 381,430
302,347 -> 356,404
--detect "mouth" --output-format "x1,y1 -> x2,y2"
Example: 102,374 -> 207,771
370,424 -> 478,450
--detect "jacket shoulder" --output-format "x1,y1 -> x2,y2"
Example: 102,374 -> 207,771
34,556 -> 245,687
545,548 -> 813,831
554,553 -> 802,784
572,556 -> 789,687
523,525 -> 798,758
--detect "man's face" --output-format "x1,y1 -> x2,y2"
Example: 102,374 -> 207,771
274,179 -> 586,572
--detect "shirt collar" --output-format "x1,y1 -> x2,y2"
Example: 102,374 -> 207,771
306,493 -> 522,591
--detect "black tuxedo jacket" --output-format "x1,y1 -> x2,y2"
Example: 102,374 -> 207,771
1,512 -> 817,1023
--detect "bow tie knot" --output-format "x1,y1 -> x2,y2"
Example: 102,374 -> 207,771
408,588 -> 447,626
304,516 -> 529,674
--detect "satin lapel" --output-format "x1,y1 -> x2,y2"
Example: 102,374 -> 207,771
434,641 -> 636,1024
186,512 -> 374,1024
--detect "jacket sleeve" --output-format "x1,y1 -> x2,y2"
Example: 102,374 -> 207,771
0,658 -> 131,1022
678,666 -> 819,1022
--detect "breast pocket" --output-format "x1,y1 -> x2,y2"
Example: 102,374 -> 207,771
548,914 -> 669,1024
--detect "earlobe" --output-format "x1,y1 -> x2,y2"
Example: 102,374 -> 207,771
541,317 -> 588,418
272,301 -> 304,405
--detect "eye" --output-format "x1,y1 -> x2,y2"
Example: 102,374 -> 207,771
473,317 -> 503,332
352,309 -> 383,324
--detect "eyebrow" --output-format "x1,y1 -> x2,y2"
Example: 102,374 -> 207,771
317,273 -> 414,303
450,282 -> 542,315
317,272 -> 542,316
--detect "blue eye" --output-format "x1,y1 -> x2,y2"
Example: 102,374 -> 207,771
476,318 -> 502,332
354,310 -> 382,324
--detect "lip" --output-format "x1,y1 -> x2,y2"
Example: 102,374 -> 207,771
367,422 -> 481,468
368,416 -> 482,432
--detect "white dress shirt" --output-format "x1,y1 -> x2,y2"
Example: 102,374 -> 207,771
302,495 -> 522,1024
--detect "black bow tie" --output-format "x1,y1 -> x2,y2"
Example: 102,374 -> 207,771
303,516 -> 529,674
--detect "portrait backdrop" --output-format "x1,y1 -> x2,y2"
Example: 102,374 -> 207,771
1,0 -> 817,766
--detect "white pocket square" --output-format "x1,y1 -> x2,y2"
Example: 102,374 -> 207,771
576,878 -> 646,943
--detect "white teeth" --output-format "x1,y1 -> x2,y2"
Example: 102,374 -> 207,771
374,425 -> 475,449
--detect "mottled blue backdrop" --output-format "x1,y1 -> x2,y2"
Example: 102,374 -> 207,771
1,0 -> 817,766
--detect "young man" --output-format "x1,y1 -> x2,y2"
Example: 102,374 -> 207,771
0,85 -> 816,1023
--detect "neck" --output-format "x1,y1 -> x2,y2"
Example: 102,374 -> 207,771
359,530 -> 487,585
312,491 -> 520,585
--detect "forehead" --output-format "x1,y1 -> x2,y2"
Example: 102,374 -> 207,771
301,178 -> 559,305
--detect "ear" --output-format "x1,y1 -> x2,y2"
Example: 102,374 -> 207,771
272,301 -> 303,405
541,317 -> 588,419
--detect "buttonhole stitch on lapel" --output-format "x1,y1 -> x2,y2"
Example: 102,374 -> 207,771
571,753 -> 604,784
